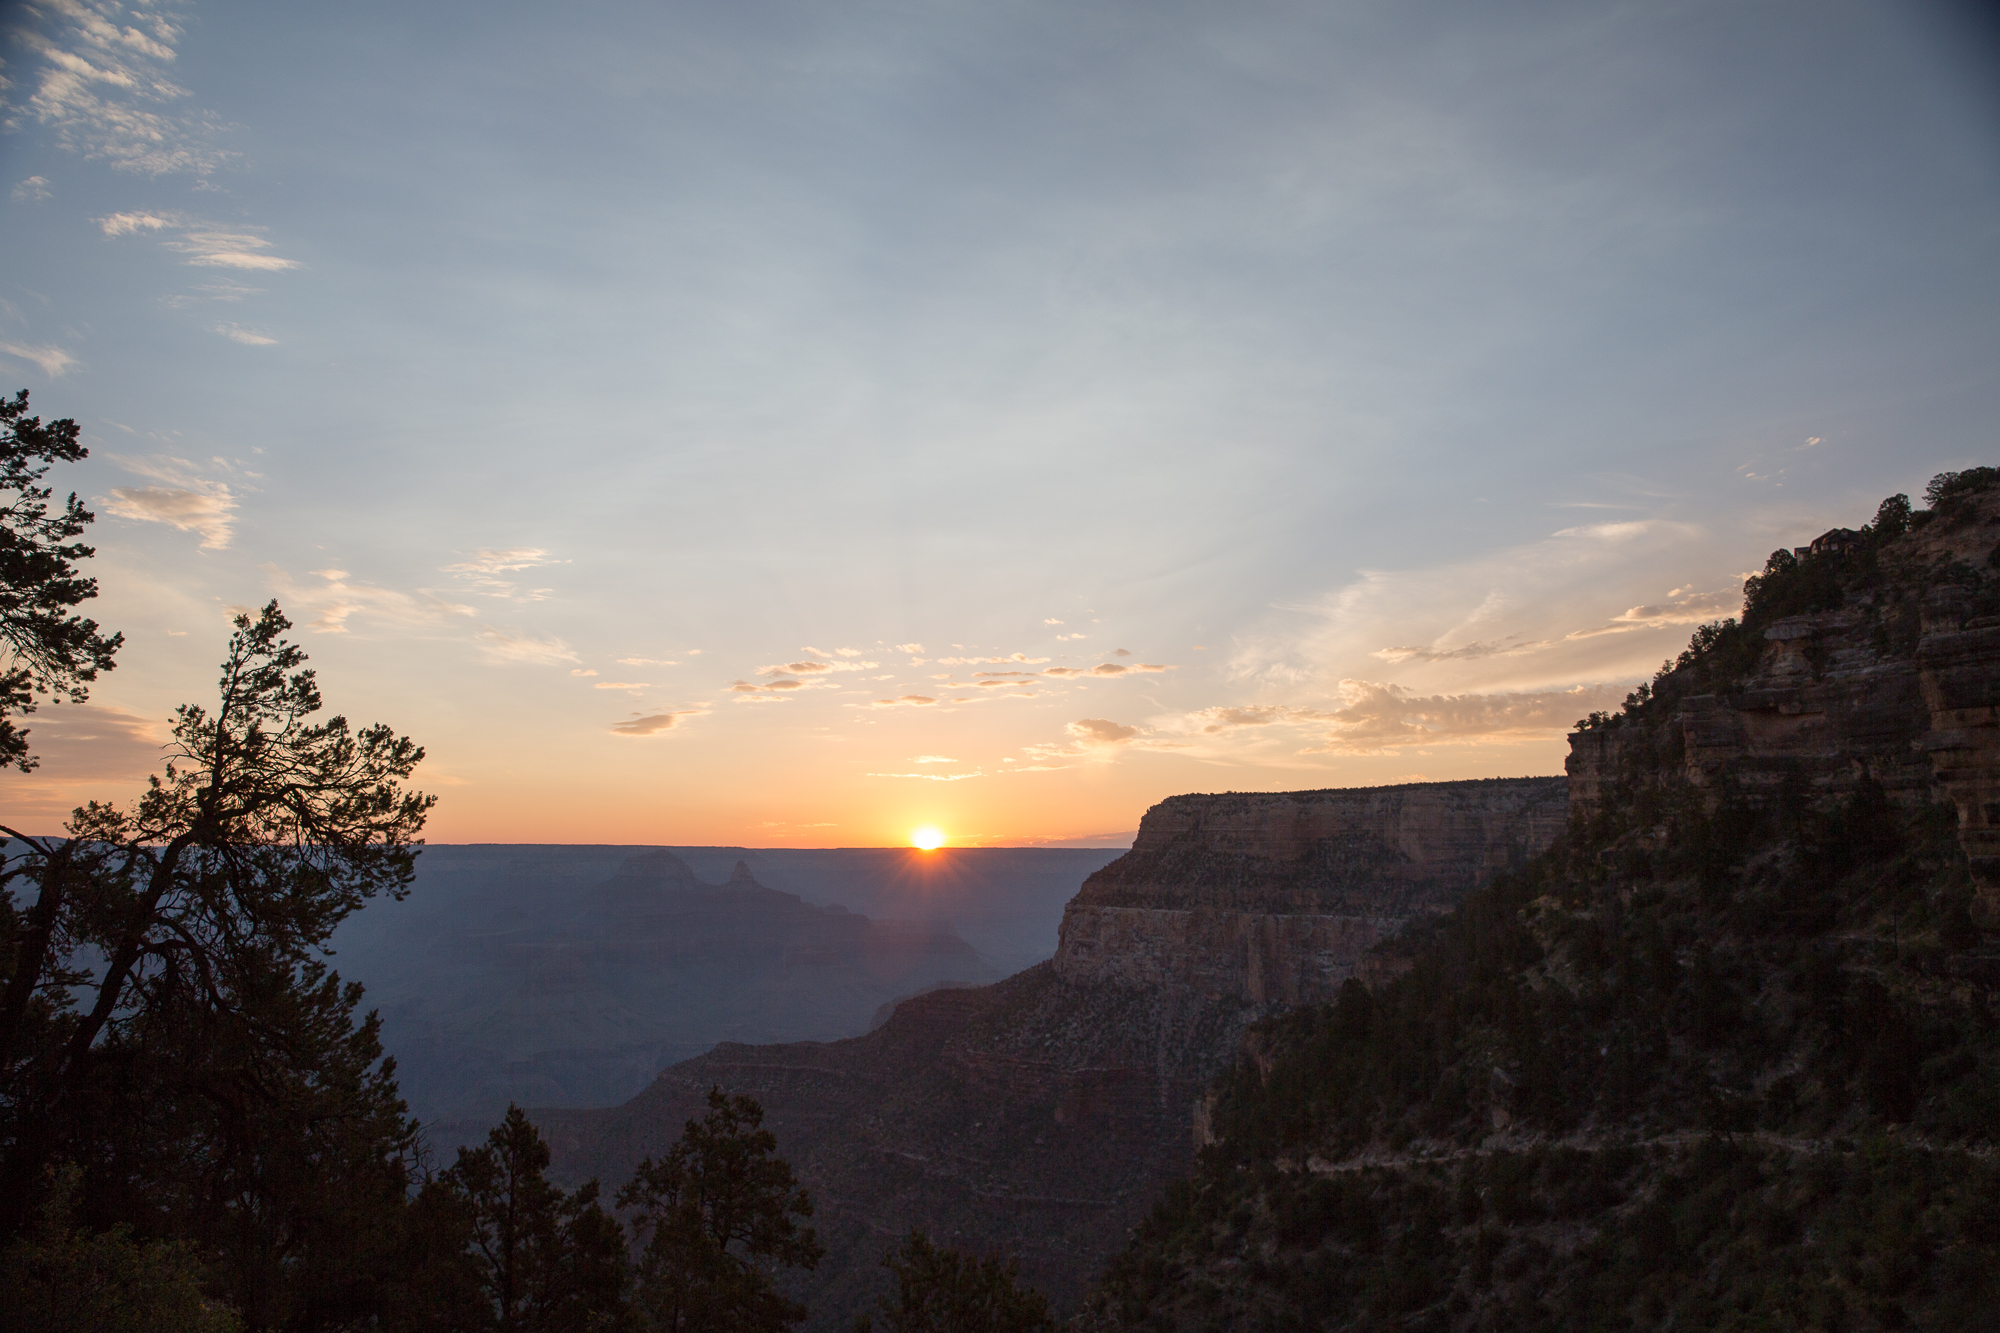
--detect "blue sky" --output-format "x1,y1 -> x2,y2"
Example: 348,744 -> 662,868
3,0 -> 1996,844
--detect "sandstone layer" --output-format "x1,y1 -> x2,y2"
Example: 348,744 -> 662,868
1053,778 -> 1567,1003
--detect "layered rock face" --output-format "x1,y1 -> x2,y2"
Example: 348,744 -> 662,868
1053,779 -> 1567,1003
1566,485 -> 2000,919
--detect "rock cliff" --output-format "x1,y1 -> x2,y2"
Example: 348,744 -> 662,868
1565,479 -> 2000,920
1053,779 -> 1566,1003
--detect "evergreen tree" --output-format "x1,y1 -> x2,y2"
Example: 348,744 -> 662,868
616,1087 -> 823,1333
1,1164 -> 237,1333
855,1230 -> 1054,1333
0,603 -> 434,1328
435,1106 -> 629,1333
0,389 -> 121,773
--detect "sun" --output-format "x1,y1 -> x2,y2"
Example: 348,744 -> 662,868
910,826 -> 946,850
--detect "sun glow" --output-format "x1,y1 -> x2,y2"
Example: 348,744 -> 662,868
910,826 -> 946,850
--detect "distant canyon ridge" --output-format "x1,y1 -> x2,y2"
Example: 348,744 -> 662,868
330,845 -> 1125,1126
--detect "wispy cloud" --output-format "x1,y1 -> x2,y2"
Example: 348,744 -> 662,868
478,627 -> 581,666
0,342 -> 80,378
1023,717 -> 1188,762
11,0 -> 232,177
1040,661 -> 1172,677
263,565 -> 478,634
869,695 -> 939,708
100,211 -> 301,271
1299,679 -> 1630,755
101,455 -> 235,548
611,709 -> 708,737
757,658 -> 877,675
441,547 -> 563,602
213,322 -> 275,345
1562,586 -> 1739,640
11,176 -> 51,202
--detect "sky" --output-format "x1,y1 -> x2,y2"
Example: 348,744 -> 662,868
2,0 -> 1996,847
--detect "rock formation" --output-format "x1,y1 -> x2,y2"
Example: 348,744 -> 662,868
1053,779 -> 1566,1003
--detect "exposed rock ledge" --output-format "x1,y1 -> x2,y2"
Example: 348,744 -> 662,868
1053,906 -> 1406,1004
1053,777 -> 1567,1004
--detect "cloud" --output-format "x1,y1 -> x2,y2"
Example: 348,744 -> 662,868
171,229 -> 299,270
1113,648 -> 1131,656
803,645 -> 864,658
1043,619 -> 1063,625
757,659 -> 876,675
610,709 -> 708,737
1299,679 -> 1631,754
1562,586 -> 1740,640
913,755 -> 956,763
261,565 -> 478,634
99,210 -> 170,235
477,627 -> 581,666
1189,704 -> 1338,733
441,548 -> 563,602
12,176 -> 51,202
869,695 -> 939,708
1068,718 -> 1139,746
99,455 -> 240,547
0,342 -> 80,378
935,653 -> 1051,665
14,1 -> 233,177
571,668 -> 597,676
7,702 -> 163,780
103,485 -> 236,548
1024,715 -> 1184,761
894,643 -> 924,654
1230,518 -> 1720,697
213,322 -> 275,345
730,678 -> 813,701
593,681 -> 649,690
1374,635 -> 1551,664
443,548 -> 558,574
1040,662 -> 1173,677
98,211 -> 302,274
617,657 -> 678,666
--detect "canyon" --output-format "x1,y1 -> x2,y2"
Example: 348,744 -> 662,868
537,777 -> 1567,1325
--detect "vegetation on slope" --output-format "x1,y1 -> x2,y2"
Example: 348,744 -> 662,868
1086,473 -> 2000,1332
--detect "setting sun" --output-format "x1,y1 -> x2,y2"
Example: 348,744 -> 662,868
910,826 -> 946,850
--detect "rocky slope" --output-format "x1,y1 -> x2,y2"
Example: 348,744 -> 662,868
1086,473 -> 2000,1331
538,778 -> 1563,1326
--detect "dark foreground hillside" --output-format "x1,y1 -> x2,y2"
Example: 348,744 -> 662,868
1084,474 -> 2000,1331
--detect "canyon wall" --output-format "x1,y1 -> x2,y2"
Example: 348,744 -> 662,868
1566,486 -> 2000,920
1052,778 -> 1568,1003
